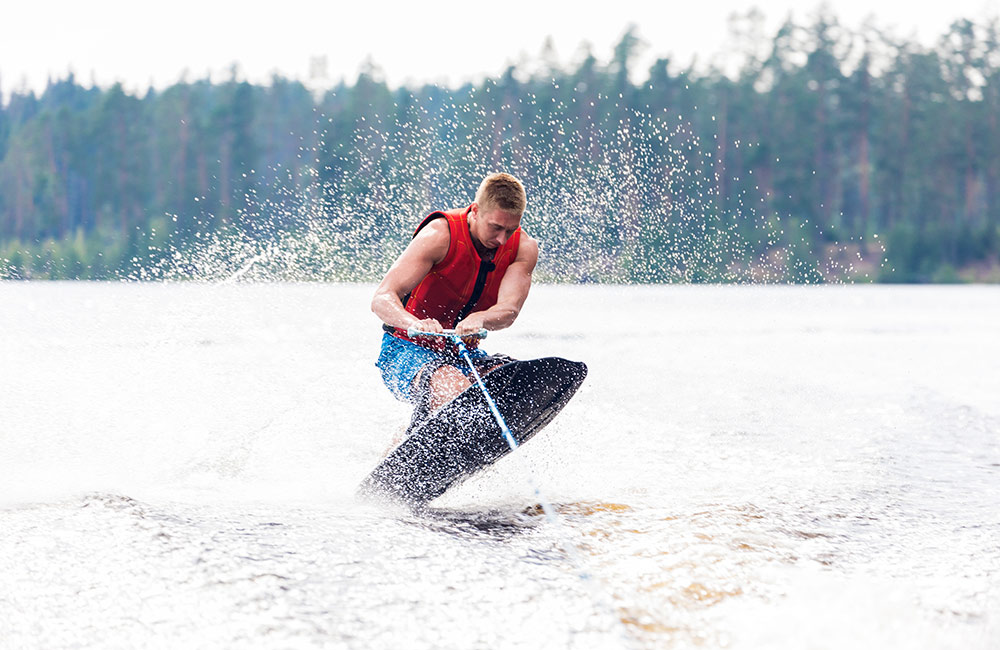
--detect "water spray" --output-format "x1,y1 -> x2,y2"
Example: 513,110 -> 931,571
408,328 -> 637,648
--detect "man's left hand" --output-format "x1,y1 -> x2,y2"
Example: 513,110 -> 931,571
454,316 -> 486,340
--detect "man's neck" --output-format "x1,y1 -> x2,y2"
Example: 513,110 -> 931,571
469,227 -> 496,261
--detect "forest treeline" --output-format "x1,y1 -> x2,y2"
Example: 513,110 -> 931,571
2,11 -> 999,282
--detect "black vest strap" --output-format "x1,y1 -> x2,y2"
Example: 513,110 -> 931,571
456,260 -> 496,324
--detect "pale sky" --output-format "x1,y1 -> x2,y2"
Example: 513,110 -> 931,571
2,0 -> 999,99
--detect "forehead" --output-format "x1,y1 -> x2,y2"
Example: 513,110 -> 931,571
480,208 -> 522,228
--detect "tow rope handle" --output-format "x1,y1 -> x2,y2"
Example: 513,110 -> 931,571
405,327 -> 488,341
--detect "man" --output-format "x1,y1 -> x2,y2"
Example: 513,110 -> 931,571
372,173 -> 539,422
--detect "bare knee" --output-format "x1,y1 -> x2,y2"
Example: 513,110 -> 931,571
429,366 -> 471,410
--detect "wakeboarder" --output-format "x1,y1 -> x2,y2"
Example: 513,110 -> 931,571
371,173 -> 539,425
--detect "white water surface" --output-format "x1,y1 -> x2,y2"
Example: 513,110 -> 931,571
1,282 -> 998,649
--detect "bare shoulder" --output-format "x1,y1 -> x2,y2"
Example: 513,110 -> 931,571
408,216 -> 451,265
516,231 -> 539,267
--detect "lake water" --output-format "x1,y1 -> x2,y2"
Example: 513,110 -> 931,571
1,282 -> 998,649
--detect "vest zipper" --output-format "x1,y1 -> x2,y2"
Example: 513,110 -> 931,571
456,260 -> 496,324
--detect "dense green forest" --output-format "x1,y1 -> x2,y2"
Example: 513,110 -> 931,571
2,11 -> 999,282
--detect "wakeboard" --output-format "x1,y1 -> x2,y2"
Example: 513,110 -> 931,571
357,357 -> 587,507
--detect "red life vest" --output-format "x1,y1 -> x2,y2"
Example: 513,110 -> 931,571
392,205 -> 522,351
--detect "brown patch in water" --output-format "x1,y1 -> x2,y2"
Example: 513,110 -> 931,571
556,501 -> 635,516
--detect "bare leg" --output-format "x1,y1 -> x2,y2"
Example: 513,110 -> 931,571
428,365 -> 472,410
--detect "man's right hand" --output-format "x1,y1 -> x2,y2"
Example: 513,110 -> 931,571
408,318 -> 444,334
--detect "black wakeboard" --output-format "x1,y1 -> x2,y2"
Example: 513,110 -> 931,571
357,357 -> 587,507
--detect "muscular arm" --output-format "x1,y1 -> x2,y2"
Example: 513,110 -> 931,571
454,235 -> 539,336
371,218 -> 450,332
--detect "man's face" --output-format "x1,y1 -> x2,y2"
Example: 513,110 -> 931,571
470,204 -> 521,249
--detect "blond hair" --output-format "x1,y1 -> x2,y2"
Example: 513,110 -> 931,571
475,173 -> 526,216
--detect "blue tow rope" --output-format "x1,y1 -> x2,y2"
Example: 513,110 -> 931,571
442,331 -> 520,452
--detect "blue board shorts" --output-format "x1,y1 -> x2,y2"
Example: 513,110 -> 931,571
376,332 -> 491,403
